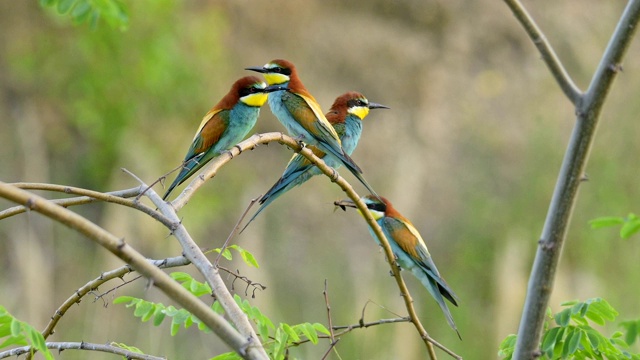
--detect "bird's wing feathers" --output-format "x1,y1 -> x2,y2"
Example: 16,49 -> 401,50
185,109 -> 228,161
384,217 -> 422,260
283,92 -> 342,147
384,217 -> 459,305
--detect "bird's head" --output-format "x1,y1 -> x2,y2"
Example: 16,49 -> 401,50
217,76 -> 281,109
245,59 -> 296,86
334,194 -> 389,220
327,92 -> 390,124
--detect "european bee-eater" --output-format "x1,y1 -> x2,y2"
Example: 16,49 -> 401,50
335,195 -> 460,338
245,59 -> 379,196
162,76 -> 276,201
242,92 -> 388,230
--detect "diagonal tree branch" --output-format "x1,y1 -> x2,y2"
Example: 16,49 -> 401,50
0,184 -> 172,227
124,170 -> 270,359
503,0 -> 583,104
0,182 -> 265,360
510,0 -> 640,358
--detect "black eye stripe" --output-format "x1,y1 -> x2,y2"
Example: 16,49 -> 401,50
269,66 -> 292,76
368,202 -> 386,212
347,99 -> 368,108
239,87 -> 260,97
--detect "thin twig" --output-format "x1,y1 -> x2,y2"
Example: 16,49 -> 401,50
503,0 -> 582,104
320,338 -> 340,360
321,280 -> 339,360
510,0 -> 640,358
0,341 -> 166,360
323,280 -> 336,344
218,266 -> 267,298
214,197 -> 259,267
137,161 -> 187,201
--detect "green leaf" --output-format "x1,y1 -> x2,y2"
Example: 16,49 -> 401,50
10,318 -> 21,337
273,327 -> 288,360
282,323 -> 300,342
111,342 -> 143,354
561,300 -> 580,307
170,272 -> 191,282
56,0 -> 76,14
71,0 -> 91,23
212,301 -> 224,315
113,296 -> 135,304
498,334 -> 516,359
555,308 -> 572,327
153,307 -> 166,326
211,352 -> 243,360
313,322 -> 331,336
134,300 -> 154,318
570,302 -> 585,315
584,328 -> 600,349
170,321 -> 180,336
89,9 -> 100,29
238,248 -> 259,268
184,315 -> 194,329
620,320 -> 640,345
542,327 -> 561,356
562,328 -> 582,358
303,323 -> 319,344
587,298 -> 618,323
611,331 -> 628,347
589,216 -> 625,229
586,311 -> 605,326
214,248 -> 233,261
620,218 -> 640,239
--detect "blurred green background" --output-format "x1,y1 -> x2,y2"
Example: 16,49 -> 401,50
1,1 -> 640,359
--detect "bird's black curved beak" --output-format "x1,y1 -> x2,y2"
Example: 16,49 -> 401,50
264,85 -> 288,93
368,102 -> 390,110
245,66 -> 267,73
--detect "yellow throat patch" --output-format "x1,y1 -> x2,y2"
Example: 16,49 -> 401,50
348,106 -> 369,120
241,92 -> 268,107
264,72 -> 290,85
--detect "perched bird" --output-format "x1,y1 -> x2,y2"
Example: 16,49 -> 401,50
245,59 -> 378,196
335,195 -> 460,338
162,76 -> 277,200
241,92 -> 388,231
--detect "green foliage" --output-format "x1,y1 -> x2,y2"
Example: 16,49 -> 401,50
171,272 -> 213,296
590,213 -> 640,239
114,296 -> 212,336
620,320 -> 640,346
39,0 -> 129,29
498,298 -> 640,360
211,245 -> 260,268
116,272 -> 330,359
0,306 -> 54,359
212,296 -> 330,360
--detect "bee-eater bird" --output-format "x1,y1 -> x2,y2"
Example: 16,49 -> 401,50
245,59 -> 379,196
241,92 -> 389,231
162,76 -> 276,201
335,195 -> 460,338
